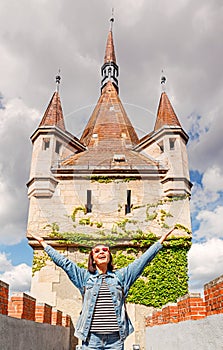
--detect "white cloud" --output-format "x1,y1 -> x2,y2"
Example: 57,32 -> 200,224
202,166 -> 223,193
190,182 -> 219,214
189,166 -> 223,218
0,252 -> 31,293
0,0 -> 222,296
194,206 -> 223,240
0,97 -> 39,245
188,106 -> 223,175
188,238 -> 223,294
0,252 -> 12,272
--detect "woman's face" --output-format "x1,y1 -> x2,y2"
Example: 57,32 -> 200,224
92,245 -> 110,267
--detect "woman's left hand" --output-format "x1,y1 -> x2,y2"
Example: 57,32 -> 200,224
158,227 -> 175,244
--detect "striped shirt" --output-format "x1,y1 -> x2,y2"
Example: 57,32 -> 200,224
90,275 -> 119,333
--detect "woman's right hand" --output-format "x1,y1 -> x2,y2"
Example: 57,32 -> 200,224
28,232 -> 47,248
29,232 -> 42,242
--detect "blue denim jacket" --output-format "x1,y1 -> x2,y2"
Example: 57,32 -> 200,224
44,241 -> 162,341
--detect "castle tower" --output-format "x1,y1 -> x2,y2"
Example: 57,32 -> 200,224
27,19 -> 192,348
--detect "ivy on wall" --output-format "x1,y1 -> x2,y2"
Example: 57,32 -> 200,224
90,176 -> 138,183
32,251 -> 51,276
39,227 -> 191,307
35,195 -> 192,307
113,242 -> 190,307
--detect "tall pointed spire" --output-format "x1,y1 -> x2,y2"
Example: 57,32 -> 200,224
39,74 -> 66,131
154,92 -> 181,131
101,14 -> 119,93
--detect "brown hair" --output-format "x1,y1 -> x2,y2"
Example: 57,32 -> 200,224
88,245 -> 114,273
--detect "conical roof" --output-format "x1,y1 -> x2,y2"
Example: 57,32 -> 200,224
154,92 -> 181,131
39,91 -> 66,131
104,30 -> 116,64
80,81 -> 139,148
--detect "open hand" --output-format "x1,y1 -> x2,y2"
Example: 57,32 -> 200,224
28,232 -> 48,248
159,227 -> 175,244
28,232 -> 43,242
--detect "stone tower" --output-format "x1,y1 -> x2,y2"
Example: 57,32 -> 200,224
27,20 -> 192,345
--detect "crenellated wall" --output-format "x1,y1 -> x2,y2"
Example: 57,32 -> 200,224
146,274 -> 223,327
145,274 -> 223,350
0,280 -> 78,350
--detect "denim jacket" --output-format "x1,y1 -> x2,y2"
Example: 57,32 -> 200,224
44,241 -> 162,341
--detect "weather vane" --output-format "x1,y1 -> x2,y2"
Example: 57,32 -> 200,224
110,8 -> 115,30
161,69 -> 167,91
56,69 -> 61,92
161,69 -> 166,85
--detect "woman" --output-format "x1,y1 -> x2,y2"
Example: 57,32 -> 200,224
30,228 -> 174,350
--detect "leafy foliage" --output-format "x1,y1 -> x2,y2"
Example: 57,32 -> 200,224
113,244 -> 190,308
32,251 -> 51,276
90,176 -> 138,183
38,195 -> 192,307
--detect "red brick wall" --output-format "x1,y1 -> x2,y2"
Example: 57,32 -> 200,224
204,275 -> 223,316
0,280 -> 9,315
178,293 -> 206,321
52,309 -> 63,326
146,274 -> 223,327
35,303 -> 52,324
0,280 -> 70,328
162,303 -> 178,324
62,314 -> 71,327
8,293 -> 36,321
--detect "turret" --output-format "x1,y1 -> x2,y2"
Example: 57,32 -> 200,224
27,75 -> 86,198
135,79 -> 192,197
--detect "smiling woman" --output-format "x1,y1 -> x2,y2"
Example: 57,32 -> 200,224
88,245 -> 113,274
29,229 -> 173,349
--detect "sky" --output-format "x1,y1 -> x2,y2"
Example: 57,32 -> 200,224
0,0 -> 223,296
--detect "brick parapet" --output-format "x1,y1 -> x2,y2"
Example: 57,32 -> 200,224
8,292 -> 36,321
146,274 -> 223,327
62,314 -> 71,327
0,280 -> 9,315
35,303 -> 52,324
52,308 -> 63,326
177,293 -> 206,321
204,275 -> 223,315
162,302 -> 178,324
0,280 -> 71,329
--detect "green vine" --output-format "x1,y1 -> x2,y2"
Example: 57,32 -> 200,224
113,243 -> 190,307
36,195 -> 191,307
71,206 -> 87,222
90,176 -> 138,183
79,218 -> 91,225
32,251 -> 51,276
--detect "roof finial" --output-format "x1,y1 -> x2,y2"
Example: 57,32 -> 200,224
110,8 -> 115,31
56,69 -> 61,92
161,69 -> 166,91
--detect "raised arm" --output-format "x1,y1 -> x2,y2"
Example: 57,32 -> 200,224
28,232 -> 88,295
117,227 -> 175,295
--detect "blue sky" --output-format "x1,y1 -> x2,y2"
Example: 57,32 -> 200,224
0,0 -> 223,295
